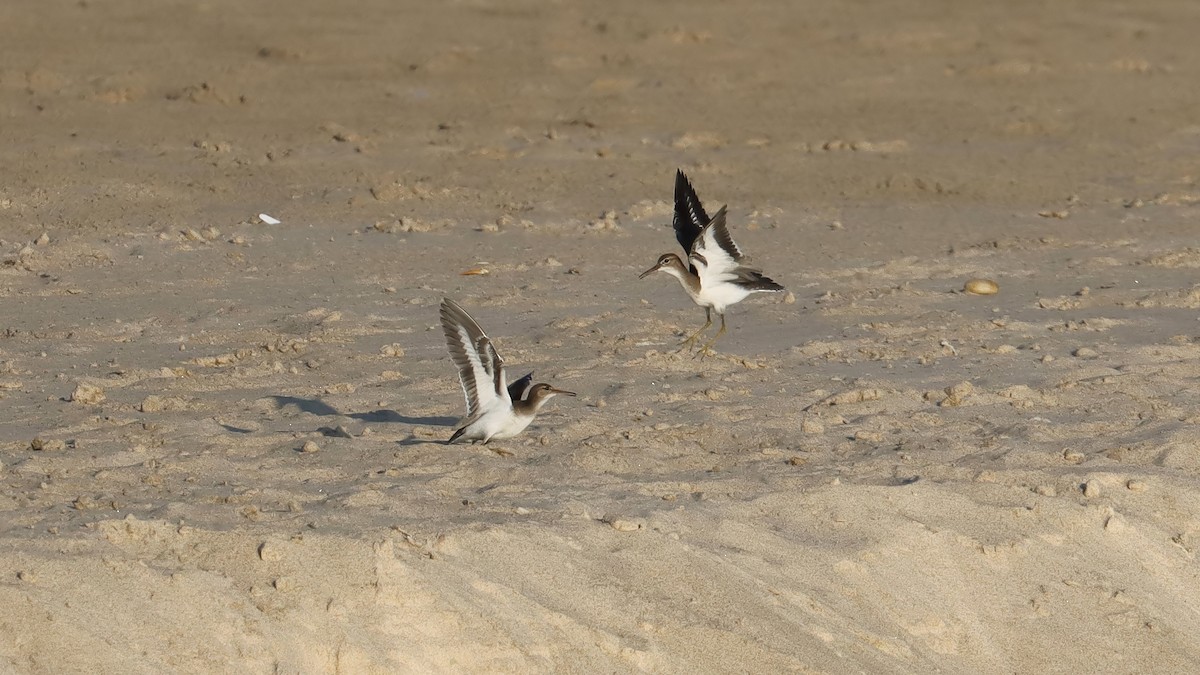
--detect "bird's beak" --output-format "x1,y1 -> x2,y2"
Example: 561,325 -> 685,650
548,387 -> 577,397
638,263 -> 662,279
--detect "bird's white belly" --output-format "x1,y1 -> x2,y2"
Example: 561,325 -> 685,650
696,280 -> 752,314
462,405 -> 534,442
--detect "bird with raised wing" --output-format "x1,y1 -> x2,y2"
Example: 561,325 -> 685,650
439,298 -> 575,444
639,170 -> 785,356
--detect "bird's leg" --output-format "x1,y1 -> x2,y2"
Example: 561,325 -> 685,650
695,313 -> 727,359
679,308 -> 712,352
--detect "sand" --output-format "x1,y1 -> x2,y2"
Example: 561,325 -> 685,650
3,0 -> 1200,672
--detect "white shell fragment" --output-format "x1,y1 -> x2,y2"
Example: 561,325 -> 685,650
963,278 -> 999,295
258,213 -> 281,225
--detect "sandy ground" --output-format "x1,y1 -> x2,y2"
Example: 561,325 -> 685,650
4,0 -> 1200,672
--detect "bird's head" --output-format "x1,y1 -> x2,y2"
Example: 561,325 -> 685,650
528,383 -> 576,408
639,253 -> 683,279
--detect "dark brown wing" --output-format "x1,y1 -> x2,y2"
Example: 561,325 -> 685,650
440,298 -> 508,417
673,169 -> 709,254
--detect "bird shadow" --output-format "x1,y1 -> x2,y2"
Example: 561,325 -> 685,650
268,395 -> 457,427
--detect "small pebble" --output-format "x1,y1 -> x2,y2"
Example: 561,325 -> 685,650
964,278 -> 999,295
603,516 -> 642,532
69,381 -> 106,405
258,540 -> 285,561
300,440 -> 320,453
800,418 -> 824,434
30,437 -> 67,452
1073,347 -> 1099,359
941,381 -> 974,407
1083,480 -> 1100,498
1126,479 -> 1147,492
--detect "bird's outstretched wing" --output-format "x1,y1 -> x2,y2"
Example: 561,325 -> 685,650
478,335 -> 508,403
440,298 -> 510,418
673,169 -> 709,255
689,206 -> 742,282
691,208 -> 785,293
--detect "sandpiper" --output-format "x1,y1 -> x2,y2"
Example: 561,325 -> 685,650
439,298 -> 575,444
639,170 -> 786,356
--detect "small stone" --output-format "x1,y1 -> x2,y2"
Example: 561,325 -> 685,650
1126,479 -> 1147,492
603,516 -> 642,532
964,278 -> 999,295
380,344 -> 405,357
800,418 -> 824,434
1082,480 -> 1100,498
34,232 -> 50,246
69,381 -> 106,405
941,381 -> 974,407
1063,449 -> 1085,464
783,291 -> 796,305
140,395 -> 186,412
1037,209 -> 1070,219
30,437 -> 67,452
258,540 -> 285,561
1073,347 -> 1099,359
300,440 -> 320,453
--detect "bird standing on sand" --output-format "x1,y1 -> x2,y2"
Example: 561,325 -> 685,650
439,298 -> 575,444
639,170 -> 786,356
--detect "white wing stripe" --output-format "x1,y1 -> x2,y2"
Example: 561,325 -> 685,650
689,208 -> 743,290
